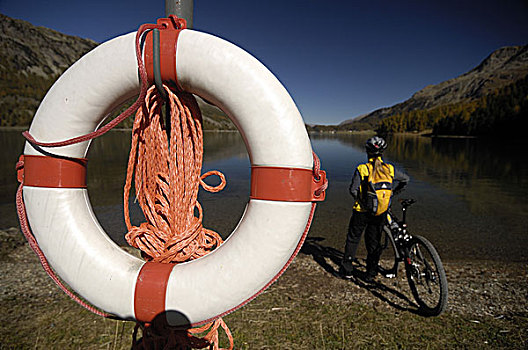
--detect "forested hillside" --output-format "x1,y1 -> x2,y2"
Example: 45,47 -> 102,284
0,14 -> 97,126
375,76 -> 528,136
0,14 -> 235,130
432,76 -> 528,136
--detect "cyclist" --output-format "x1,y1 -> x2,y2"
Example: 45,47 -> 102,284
340,136 -> 410,282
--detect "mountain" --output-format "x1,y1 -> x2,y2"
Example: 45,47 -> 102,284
0,13 -> 234,129
0,14 -> 97,126
341,45 -> 528,130
0,14 -> 98,78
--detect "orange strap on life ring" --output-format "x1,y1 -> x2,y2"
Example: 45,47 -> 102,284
17,155 -> 87,188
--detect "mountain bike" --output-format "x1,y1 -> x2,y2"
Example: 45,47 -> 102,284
378,198 -> 448,316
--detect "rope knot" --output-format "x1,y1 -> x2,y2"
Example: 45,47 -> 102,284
16,155 -> 24,184
312,152 -> 328,198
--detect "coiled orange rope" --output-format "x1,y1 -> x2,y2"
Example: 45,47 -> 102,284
125,85 -> 233,349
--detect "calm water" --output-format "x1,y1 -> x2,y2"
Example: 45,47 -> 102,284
1,130 -> 527,262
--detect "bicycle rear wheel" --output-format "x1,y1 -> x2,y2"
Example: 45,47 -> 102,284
377,226 -> 398,278
404,235 -> 448,316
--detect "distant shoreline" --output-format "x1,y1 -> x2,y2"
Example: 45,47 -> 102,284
307,129 -> 480,138
0,126 -> 27,131
0,126 -> 486,138
0,126 -> 240,133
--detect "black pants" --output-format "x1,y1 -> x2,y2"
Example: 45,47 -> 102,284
341,210 -> 386,276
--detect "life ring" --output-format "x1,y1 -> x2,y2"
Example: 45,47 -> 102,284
20,19 -> 326,326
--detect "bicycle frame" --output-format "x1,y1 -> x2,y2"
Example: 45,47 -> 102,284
380,200 -> 415,277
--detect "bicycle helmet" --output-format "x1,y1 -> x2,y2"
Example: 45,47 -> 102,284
365,136 -> 387,155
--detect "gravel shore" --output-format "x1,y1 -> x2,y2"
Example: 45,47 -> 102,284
1,227 -> 527,348
2,226 -> 527,319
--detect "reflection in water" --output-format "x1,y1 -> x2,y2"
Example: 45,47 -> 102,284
86,130 -> 250,245
203,131 -> 247,162
331,133 -> 528,218
309,133 -> 528,262
1,130 -> 526,262
86,130 -> 249,207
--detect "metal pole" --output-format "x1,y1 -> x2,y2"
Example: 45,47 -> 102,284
166,0 -> 193,28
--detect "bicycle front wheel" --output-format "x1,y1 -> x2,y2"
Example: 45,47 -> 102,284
405,235 -> 448,316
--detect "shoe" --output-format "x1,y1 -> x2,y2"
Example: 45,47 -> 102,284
363,274 -> 376,283
363,270 -> 378,283
339,267 -> 355,280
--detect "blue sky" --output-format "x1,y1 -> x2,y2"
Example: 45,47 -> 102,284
1,0 -> 527,125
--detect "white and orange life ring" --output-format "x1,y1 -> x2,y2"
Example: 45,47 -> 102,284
20,18 -> 326,326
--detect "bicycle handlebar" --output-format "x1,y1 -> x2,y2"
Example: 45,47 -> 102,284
399,198 -> 417,208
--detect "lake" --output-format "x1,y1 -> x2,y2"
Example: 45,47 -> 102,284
1,129 -> 527,262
